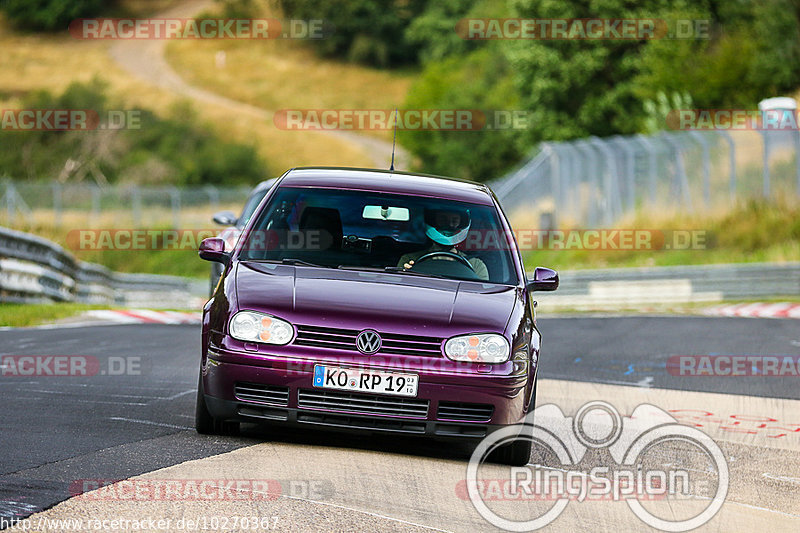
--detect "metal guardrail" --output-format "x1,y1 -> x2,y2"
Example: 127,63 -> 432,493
493,129 -> 800,226
532,262 -> 800,310
0,226 -> 203,308
0,179 -> 251,229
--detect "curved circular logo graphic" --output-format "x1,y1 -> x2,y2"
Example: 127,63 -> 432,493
465,401 -> 729,532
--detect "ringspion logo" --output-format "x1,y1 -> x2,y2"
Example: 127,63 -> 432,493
466,401 -> 728,531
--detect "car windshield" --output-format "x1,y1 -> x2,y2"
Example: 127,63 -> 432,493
238,186 -> 519,285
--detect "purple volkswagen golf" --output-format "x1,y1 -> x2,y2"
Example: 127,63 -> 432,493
196,167 -> 558,465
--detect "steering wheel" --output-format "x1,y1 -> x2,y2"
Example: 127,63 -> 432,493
414,251 -> 475,271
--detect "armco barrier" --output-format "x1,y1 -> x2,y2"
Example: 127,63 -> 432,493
3,225 -> 797,311
532,262 -> 800,310
0,226 -> 203,308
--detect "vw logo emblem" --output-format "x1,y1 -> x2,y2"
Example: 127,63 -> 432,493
356,330 -> 382,355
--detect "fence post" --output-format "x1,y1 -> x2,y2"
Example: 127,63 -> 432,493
759,131 -> 771,197
661,133 -> 693,212
589,137 -> 622,224
52,182 -> 63,227
561,142 -> 580,221
611,136 -> 636,212
635,134 -> 660,205
91,185 -> 101,227
573,140 -> 600,226
795,128 -> 800,197
2,179 -> 11,223
1,180 -> 34,226
715,131 -> 737,203
204,185 -> 220,212
687,131 -> 711,207
131,185 -> 141,227
170,187 -> 181,229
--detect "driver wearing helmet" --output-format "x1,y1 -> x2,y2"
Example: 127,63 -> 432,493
397,207 -> 489,280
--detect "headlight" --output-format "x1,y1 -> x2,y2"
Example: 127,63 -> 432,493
229,311 -> 294,345
444,334 -> 510,363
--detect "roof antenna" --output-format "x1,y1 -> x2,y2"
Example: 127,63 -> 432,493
389,108 -> 398,172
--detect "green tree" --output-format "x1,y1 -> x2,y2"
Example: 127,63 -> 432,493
399,46 -> 527,180
0,0 -> 109,31
278,0 -> 427,66
0,81 -> 268,185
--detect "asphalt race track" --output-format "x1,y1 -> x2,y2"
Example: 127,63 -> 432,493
1,317 -> 799,531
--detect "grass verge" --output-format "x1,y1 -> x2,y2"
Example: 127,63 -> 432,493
0,303 -> 105,327
521,199 -> 800,272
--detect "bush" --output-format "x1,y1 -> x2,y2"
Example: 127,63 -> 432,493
278,0 -> 427,67
0,0 -> 109,31
399,46 -> 526,181
0,80 -> 269,185
404,0 -> 800,180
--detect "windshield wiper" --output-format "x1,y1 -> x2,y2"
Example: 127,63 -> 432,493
254,258 -> 327,268
383,266 -> 449,279
337,265 -> 384,272
337,265 -> 441,277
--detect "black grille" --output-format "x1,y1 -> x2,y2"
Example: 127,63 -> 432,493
234,382 -> 290,406
437,401 -> 494,422
298,412 -> 426,434
294,325 -> 443,357
298,389 -> 429,418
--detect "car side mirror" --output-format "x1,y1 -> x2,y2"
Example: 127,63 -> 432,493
527,266 -> 559,292
212,210 -> 238,226
199,237 -> 230,265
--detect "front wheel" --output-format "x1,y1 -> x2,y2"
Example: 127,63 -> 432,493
195,371 -> 239,436
490,435 -> 533,466
489,380 -> 538,466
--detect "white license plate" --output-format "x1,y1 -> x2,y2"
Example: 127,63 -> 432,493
313,365 -> 418,397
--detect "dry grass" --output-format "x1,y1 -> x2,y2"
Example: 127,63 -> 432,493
518,198 -> 800,271
0,1 -> 375,176
165,3 -> 413,143
0,204 -> 246,232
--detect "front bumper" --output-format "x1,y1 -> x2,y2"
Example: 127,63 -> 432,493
202,352 -> 530,439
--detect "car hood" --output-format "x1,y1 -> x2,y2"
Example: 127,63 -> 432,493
234,261 -> 520,337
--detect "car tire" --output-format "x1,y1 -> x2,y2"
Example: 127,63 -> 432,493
491,435 -> 533,467
489,379 -> 537,466
195,371 -> 239,436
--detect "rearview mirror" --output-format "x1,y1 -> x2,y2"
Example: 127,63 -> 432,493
527,266 -> 559,292
199,237 -> 230,265
362,205 -> 410,221
212,210 -> 238,226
